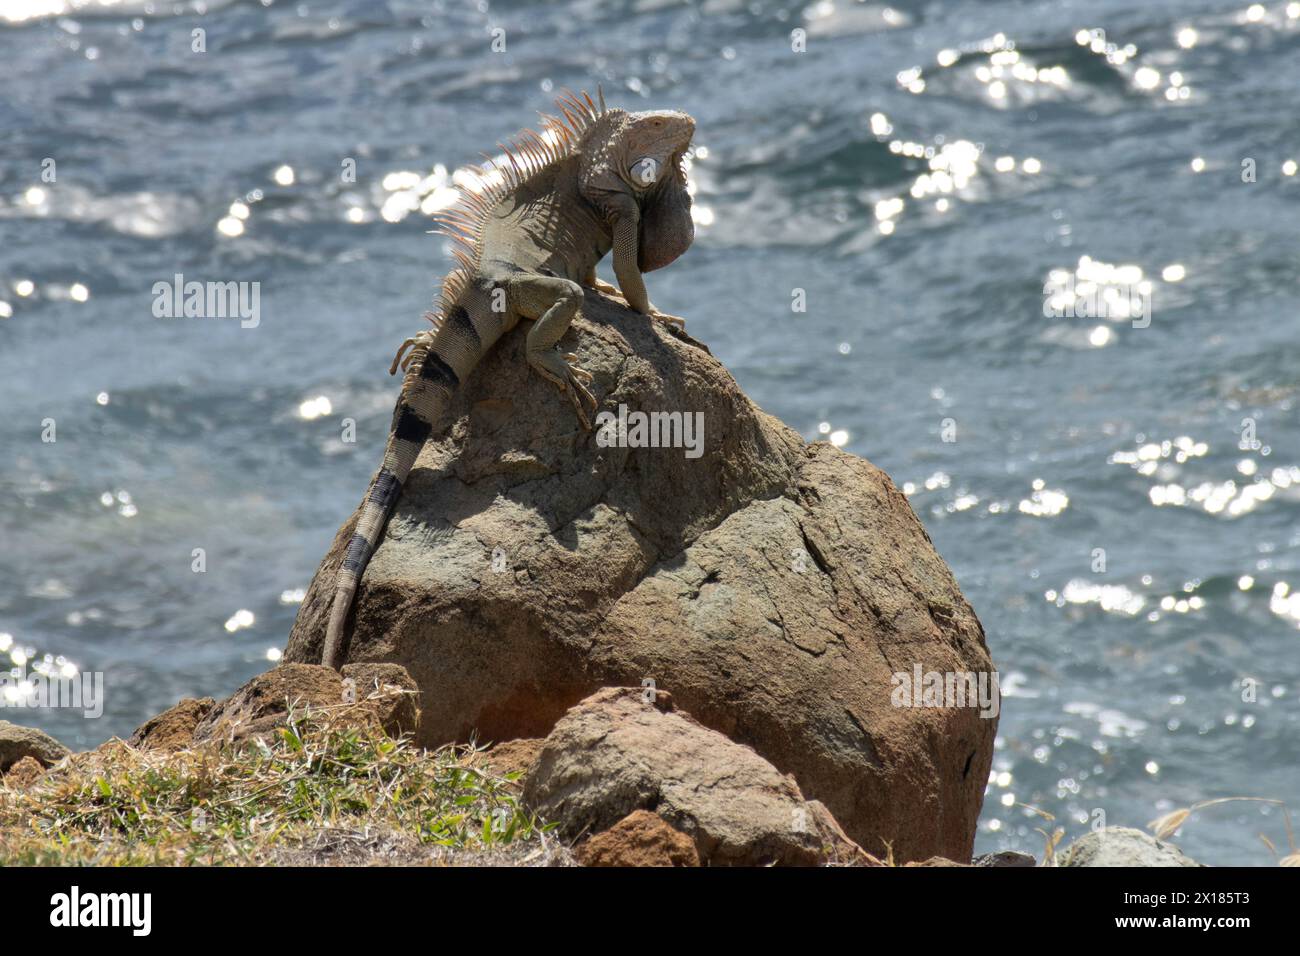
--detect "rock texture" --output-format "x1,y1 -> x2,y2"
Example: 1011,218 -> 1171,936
285,295 -> 995,862
974,850 -> 1037,867
190,662 -> 419,748
524,687 -> 866,866
1058,827 -> 1203,867
481,737 -> 544,780
129,697 -> 217,751
576,809 -> 701,867
0,719 -> 70,772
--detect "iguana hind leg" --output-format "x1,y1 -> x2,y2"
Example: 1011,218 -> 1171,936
509,273 -> 598,429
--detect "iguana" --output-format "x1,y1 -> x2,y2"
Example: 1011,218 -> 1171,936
320,90 -> 696,669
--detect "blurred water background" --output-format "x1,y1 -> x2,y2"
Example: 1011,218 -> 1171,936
3,0 -> 1299,864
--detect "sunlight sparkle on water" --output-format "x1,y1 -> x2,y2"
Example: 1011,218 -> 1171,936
1046,580 -> 1145,616
1271,583 -> 1300,628
298,395 -> 333,420
1018,478 -> 1069,517
224,609 -> 255,634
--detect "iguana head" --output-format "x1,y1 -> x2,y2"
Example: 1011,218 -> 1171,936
579,106 -> 696,272
618,110 -> 695,192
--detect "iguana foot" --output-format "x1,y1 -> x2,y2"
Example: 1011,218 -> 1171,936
529,348 -> 598,430
646,308 -> 686,329
587,277 -> 625,300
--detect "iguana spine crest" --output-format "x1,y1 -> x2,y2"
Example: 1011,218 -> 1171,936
389,89 -> 608,387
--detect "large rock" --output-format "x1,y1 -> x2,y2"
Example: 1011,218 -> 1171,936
1058,827 -> 1203,867
286,294 -> 995,862
524,687 -> 863,866
0,719 -> 70,772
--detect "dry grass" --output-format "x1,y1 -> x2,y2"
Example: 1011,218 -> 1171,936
1148,797 -> 1300,866
0,706 -> 548,866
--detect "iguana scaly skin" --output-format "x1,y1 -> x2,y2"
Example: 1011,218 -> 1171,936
321,90 -> 696,668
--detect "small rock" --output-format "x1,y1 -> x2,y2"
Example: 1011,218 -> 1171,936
193,662 -> 420,748
974,850 -> 1037,867
129,697 -> 217,751
524,687 -> 868,866
577,810 -> 700,867
0,719 -> 71,772
340,662 -> 420,738
1058,827 -> 1202,867
904,856 -> 969,867
3,755 -> 46,788
482,737 -> 545,781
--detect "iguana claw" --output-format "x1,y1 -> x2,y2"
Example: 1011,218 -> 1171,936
563,354 -> 598,429
563,353 -> 594,384
647,309 -> 685,329
530,347 -> 598,430
588,278 -> 625,300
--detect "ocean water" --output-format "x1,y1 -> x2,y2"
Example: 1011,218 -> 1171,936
2,0 -> 1298,865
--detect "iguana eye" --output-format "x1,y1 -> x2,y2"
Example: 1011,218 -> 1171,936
630,157 -> 659,187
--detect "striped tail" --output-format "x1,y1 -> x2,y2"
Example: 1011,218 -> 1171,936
321,336 -> 467,669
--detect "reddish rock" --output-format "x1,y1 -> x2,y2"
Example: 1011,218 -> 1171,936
483,737 -> 544,781
577,810 -> 700,867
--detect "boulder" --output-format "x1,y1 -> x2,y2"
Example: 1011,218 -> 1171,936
0,719 -> 70,772
191,662 -> 419,747
1058,827 -> 1203,867
576,809 -> 700,867
523,687 -> 866,866
285,295 -> 995,862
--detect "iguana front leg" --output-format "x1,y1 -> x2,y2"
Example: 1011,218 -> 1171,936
611,210 -> 686,329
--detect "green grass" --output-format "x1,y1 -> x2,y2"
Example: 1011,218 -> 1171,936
0,707 -> 547,866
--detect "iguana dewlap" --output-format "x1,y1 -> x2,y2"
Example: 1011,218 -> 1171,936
321,90 -> 696,668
